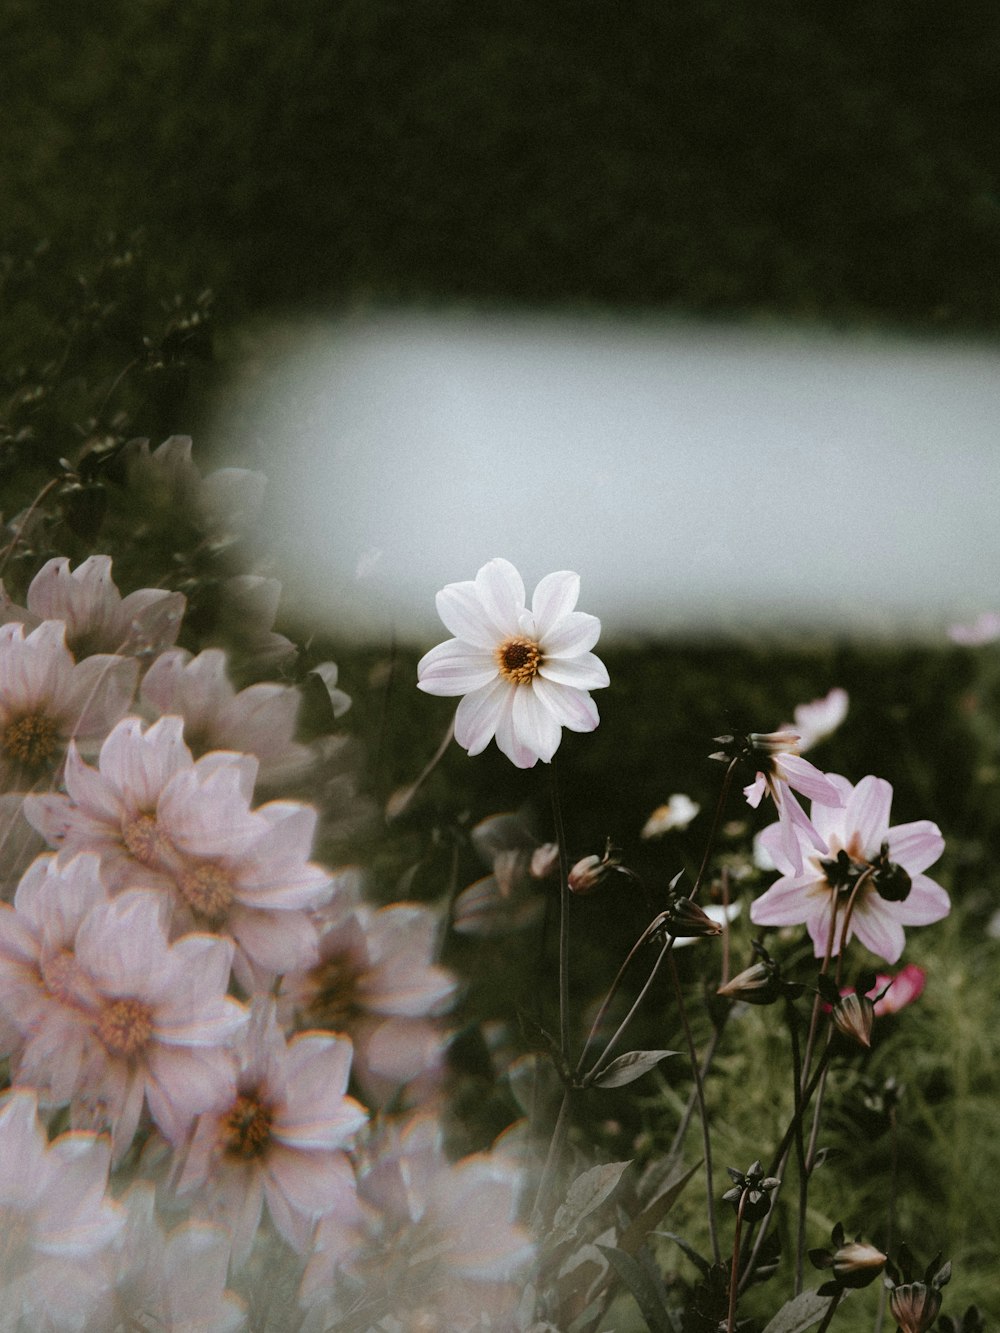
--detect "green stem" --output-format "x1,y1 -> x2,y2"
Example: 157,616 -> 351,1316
727,1192 -> 747,1333
550,758 -> 571,1060
669,950 -> 720,1265
584,936 -> 673,1083
691,756 -> 739,902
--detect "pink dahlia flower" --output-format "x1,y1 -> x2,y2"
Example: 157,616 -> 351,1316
24,716 -> 333,987
0,620 -> 136,791
302,1113 -> 533,1328
141,648 -> 310,783
176,1000 -> 366,1267
6,887 -> 247,1159
1,554 -> 185,660
417,558 -> 609,768
280,896 -> 456,1104
0,1087 -> 123,1330
751,774 -> 949,963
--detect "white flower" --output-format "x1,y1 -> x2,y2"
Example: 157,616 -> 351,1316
417,558 -> 609,769
640,793 -> 701,839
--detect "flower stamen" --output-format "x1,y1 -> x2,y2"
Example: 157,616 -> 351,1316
122,813 -> 171,868
96,997 -> 153,1058
222,1092 -> 273,1159
2,712 -> 60,771
495,636 -> 541,685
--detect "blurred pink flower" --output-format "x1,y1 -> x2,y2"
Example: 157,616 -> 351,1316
301,1113 -> 533,1328
948,611 -> 1000,646
452,812 -> 546,937
5,887 -> 246,1159
141,647 -> 310,783
418,557 -> 608,768
87,1183 -> 246,1333
24,716 -> 333,988
782,687 -> 849,753
280,895 -> 456,1104
0,1087 -> 123,1329
1,555 -> 185,660
0,620 -> 136,790
868,963 -> 927,1016
176,1000 -> 366,1267
751,775 -> 949,963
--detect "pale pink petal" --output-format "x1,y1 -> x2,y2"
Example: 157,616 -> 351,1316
100,716 -> 192,811
743,774 -> 767,808
434,580 -> 501,650
538,610 -> 601,657
776,754 -> 844,806
74,891 -> 169,993
845,775 -> 894,857
416,639 -> 498,696
230,906 -> 319,977
750,874 -> 822,927
275,1036 -> 366,1149
893,874 -> 951,926
363,1017 -> 446,1085
851,900 -> 906,964
809,774 -> 855,843
886,820 -> 945,874
511,685 -> 561,764
454,678 -> 510,755
530,570 -> 579,626
473,559 -> 526,638
266,1143 -> 357,1217
146,1046 -> 235,1140
531,677 -> 600,733
537,651 -> 609,691
61,655 -> 138,738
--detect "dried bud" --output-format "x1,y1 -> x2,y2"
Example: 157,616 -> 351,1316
831,992 -> 875,1048
659,897 -> 724,939
722,1160 -> 780,1222
718,961 -> 782,1005
530,842 -> 560,880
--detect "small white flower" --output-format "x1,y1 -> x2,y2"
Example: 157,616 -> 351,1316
417,558 -> 609,769
640,793 -> 701,839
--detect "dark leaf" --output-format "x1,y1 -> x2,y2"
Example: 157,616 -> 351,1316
596,1244 -> 673,1333
591,1050 -> 679,1089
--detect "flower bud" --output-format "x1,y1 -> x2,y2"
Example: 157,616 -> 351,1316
890,1283 -> 944,1333
810,1224 -> 886,1291
568,854 -> 608,895
831,992 -> 875,1048
717,962 -> 782,1005
660,897 -> 724,939
530,842 -> 559,880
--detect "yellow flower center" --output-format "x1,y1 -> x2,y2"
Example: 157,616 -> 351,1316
97,997 -> 153,1058
304,956 -> 360,1029
2,712 -> 60,771
121,813 -> 171,868
177,862 -> 234,925
222,1092 -> 273,1160
496,636 -> 541,685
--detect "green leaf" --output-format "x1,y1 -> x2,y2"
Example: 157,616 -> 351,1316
761,1290 -> 845,1333
552,1160 -> 633,1240
597,1244 -> 674,1333
619,1158 -> 701,1255
590,1050 -> 680,1088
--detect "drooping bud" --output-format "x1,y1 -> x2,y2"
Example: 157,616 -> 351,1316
722,1160 -> 780,1222
831,992 -> 875,1048
659,896 -> 724,939
567,851 -> 619,895
810,1222 -> 887,1291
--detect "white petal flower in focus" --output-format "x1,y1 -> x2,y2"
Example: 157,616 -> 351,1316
417,558 -> 609,768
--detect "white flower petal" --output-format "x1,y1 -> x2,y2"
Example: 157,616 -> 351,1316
474,559 -> 526,636
416,639 -> 498,696
538,610 -> 602,657
454,679 -> 510,756
538,651 -> 609,690
494,688 -> 539,768
846,775 -> 893,857
512,685 -> 562,764
436,581 -> 503,649
530,570 -> 579,626
531,677 -> 599,733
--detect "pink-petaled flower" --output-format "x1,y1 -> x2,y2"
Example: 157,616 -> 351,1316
279,891 -> 457,1105
7,887 -> 247,1160
751,775 -> 949,963
141,647 -> 310,783
0,1087 -> 123,1330
735,731 -> 844,875
417,558 -> 609,768
176,999 -> 366,1268
782,688 -> 849,753
86,1184 -> 246,1333
301,1113 -> 534,1329
0,620 -> 137,790
948,611 -> 1000,646
24,716 -> 333,988
863,963 -> 927,1016
1,555 -> 185,661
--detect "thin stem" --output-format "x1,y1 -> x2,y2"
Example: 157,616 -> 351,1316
691,756 -> 739,902
726,1192 -> 747,1333
800,889 -> 841,1092
872,1105 -> 898,1333
584,936 -> 673,1083
549,757 -> 571,1060
575,914 -> 663,1076
669,950 -> 720,1265
787,997 -> 809,1295
530,1088 -> 572,1228
833,867 -> 875,988
669,1018 -> 726,1158
815,1288 -> 844,1333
